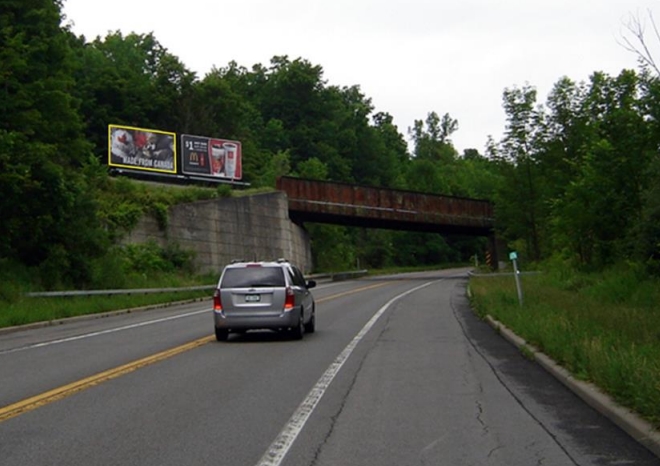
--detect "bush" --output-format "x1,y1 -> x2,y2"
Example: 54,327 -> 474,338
117,241 -> 196,279
0,259 -> 30,303
121,241 -> 172,274
151,202 -> 169,231
161,242 -> 196,274
216,184 -> 232,198
580,262 -> 649,304
106,202 -> 144,232
87,249 -> 131,289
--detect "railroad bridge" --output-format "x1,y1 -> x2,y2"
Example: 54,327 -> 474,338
276,176 -> 501,266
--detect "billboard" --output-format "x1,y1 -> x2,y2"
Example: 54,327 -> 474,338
181,134 -> 242,180
108,125 -> 176,174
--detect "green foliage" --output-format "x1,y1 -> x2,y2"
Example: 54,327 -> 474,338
216,184 -> 233,198
159,242 -> 196,273
70,30 -> 198,158
151,202 -> 169,231
308,224 -> 356,272
295,157 -> 328,180
98,177 -> 219,237
410,111 -> 459,162
119,241 -> 195,276
105,201 -> 144,232
0,288 -> 212,329
632,149 -> 660,274
0,259 -> 32,303
353,229 -> 395,269
0,0 -> 90,166
391,232 -> 462,266
75,242 -> 196,290
0,0 -> 105,289
8,0 -> 660,291
493,85 -> 546,261
256,150 -> 292,187
488,70 -> 660,272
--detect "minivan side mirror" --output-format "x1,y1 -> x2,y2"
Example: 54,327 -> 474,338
306,280 -> 317,289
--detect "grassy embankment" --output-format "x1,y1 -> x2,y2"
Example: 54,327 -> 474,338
468,263 -> 660,428
1,263 -> 459,329
0,274 -> 215,329
0,181 -> 277,329
0,265 -> 447,329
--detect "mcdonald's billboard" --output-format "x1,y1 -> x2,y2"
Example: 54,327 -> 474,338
180,134 -> 242,180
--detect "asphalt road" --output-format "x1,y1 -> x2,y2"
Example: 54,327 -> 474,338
0,269 -> 658,466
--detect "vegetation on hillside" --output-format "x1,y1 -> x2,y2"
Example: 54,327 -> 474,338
2,1 -> 660,292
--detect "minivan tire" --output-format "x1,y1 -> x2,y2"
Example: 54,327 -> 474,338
304,306 -> 316,333
215,327 -> 229,341
290,312 -> 304,340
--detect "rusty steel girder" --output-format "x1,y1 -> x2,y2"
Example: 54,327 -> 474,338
276,176 -> 495,235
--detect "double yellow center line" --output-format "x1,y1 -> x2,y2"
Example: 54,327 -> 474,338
0,281 -> 391,423
0,337 -> 214,422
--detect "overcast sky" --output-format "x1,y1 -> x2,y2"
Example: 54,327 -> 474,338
62,0 -> 659,154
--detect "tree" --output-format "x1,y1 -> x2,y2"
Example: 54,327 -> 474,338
495,84 -> 547,260
633,153 -> 660,273
0,0 -> 107,286
295,157 -> 329,180
619,9 -> 660,76
70,31 -> 197,158
0,0 -> 89,166
575,71 -> 652,265
369,112 -> 410,188
490,69 -> 657,269
256,150 -> 292,187
409,111 -> 459,162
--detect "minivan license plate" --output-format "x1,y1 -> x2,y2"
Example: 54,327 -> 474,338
245,294 -> 261,302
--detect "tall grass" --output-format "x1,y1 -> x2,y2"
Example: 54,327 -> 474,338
0,180 -> 279,328
469,264 -> 660,427
0,289 -> 212,329
0,244 -> 218,329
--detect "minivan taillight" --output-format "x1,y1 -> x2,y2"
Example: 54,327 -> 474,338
284,287 -> 295,310
213,289 -> 222,311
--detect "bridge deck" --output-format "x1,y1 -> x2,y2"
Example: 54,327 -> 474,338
276,177 -> 495,235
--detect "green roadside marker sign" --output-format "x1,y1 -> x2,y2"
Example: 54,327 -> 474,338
508,251 -> 523,306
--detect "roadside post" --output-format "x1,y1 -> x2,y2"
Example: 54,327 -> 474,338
509,251 -> 524,306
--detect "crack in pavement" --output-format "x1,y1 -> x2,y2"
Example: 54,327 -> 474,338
309,305 -> 398,466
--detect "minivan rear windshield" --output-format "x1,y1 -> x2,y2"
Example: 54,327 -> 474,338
221,267 -> 285,288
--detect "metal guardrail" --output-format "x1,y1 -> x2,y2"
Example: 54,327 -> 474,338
468,271 -> 542,278
24,270 -> 369,298
329,269 -> 369,281
25,285 -> 216,298
308,270 -> 369,282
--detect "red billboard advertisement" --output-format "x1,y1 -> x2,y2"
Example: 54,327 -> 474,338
181,134 -> 242,180
108,125 -> 176,174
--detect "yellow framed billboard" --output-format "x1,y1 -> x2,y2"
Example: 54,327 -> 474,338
108,125 -> 177,174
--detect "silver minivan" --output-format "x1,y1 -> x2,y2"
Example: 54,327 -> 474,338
213,259 -> 316,341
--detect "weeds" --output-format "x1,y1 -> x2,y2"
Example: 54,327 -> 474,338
469,263 -> 660,427
0,289 -> 211,329
0,240 -> 211,328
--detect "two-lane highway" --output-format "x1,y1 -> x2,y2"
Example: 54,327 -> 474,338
1,269 -> 658,465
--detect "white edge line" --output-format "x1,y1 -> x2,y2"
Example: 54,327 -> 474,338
255,279 -> 438,466
0,309 -> 208,355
